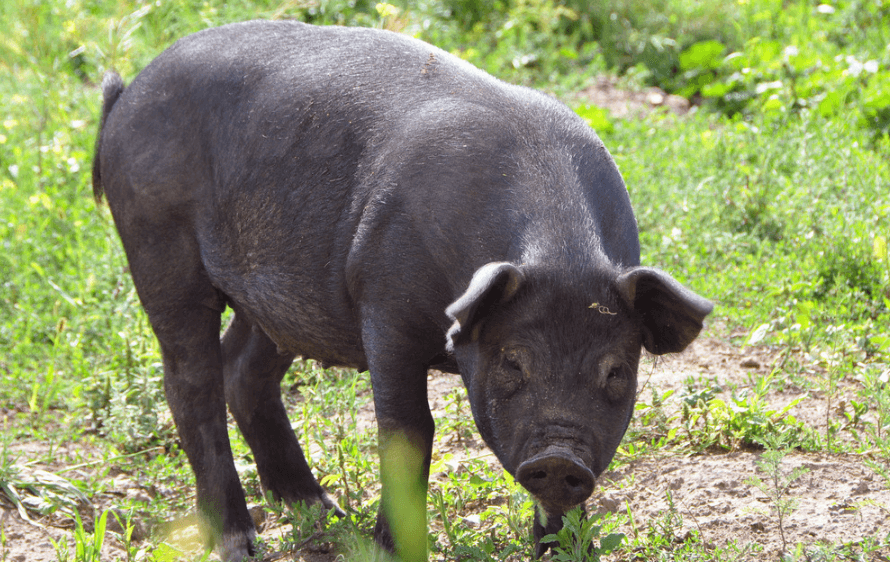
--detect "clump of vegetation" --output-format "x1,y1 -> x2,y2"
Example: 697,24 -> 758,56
541,507 -> 624,562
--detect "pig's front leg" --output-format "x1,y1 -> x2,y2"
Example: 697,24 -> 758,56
362,316 -> 436,562
373,415 -> 433,562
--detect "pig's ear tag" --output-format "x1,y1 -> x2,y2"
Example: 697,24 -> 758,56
589,302 -> 617,315
445,262 -> 524,351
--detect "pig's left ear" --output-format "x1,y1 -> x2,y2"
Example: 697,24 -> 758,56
446,262 -> 525,351
616,267 -> 713,355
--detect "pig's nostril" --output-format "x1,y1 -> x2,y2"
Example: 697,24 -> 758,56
565,475 -> 583,488
531,471 -> 547,481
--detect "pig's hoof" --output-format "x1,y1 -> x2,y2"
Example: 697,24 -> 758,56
219,528 -> 257,562
320,492 -> 346,518
372,513 -> 397,554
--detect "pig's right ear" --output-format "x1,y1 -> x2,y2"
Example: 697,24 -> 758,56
446,262 -> 525,351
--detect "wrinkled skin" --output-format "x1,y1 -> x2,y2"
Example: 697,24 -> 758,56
92,21 -> 712,562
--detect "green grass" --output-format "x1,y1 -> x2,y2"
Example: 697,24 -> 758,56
1,0 -> 889,560
609,110 -> 890,355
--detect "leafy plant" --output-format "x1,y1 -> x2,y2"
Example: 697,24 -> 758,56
675,369 -> 814,452
52,510 -> 109,562
112,509 -> 146,562
626,386 -> 677,454
859,365 -> 890,488
644,490 -> 685,549
541,507 -> 624,562
745,434 -> 811,556
434,388 -> 475,447
272,500 -> 344,553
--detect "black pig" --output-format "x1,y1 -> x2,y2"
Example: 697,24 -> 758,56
92,20 -> 712,561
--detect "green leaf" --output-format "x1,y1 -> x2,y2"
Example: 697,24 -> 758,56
677,72 -> 718,97
874,235 -> 887,261
575,104 -> 613,134
818,90 -> 845,117
0,481 -> 32,523
777,395 -> 806,417
150,542 -> 184,562
600,532 -> 625,553
701,81 -> 734,98
680,40 -> 725,72
862,75 -> 890,109
93,510 -> 108,553
870,334 -> 890,353
762,97 -> 784,112
540,532 -> 560,544
468,474 -> 488,487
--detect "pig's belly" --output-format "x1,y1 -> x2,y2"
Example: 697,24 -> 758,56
209,262 -> 369,370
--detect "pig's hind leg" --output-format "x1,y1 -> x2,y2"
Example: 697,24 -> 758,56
114,227 -> 257,562
221,312 -> 343,515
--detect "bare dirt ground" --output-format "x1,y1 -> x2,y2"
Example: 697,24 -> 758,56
597,334 -> 890,560
569,76 -> 692,118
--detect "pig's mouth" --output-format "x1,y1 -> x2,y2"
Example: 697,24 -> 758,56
515,445 -> 596,513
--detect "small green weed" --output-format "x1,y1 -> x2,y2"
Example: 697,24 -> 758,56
541,507 -> 624,562
428,456 -> 533,558
710,387 -> 809,450
642,490 -> 684,549
270,500 -> 348,554
625,387 -> 677,456
745,434 -> 810,557
111,509 -> 146,562
51,510 -> 108,562
860,365 -> 890,488
628,491 -> 694,559
437,388 -> 476,446
640,369 -> 814,453
626,490 -> 765,561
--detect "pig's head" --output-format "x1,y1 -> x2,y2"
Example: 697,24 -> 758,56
445,262 -> 712,522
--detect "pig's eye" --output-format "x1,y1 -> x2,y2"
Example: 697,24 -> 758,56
504,353 -> 522,373
604,366 -> 630,401
497,350 -> 525,394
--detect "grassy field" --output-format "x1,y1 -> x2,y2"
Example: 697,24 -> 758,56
1,0 -> 889,560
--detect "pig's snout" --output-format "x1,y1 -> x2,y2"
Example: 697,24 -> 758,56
516,447 -> 595,510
